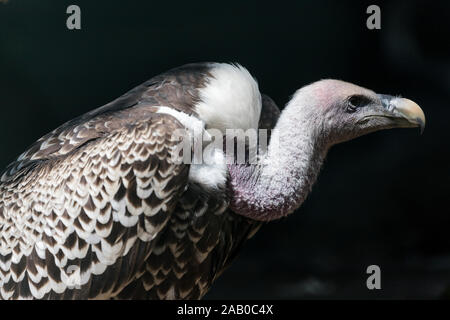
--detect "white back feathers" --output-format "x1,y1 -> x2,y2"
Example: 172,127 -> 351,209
195,63 -> 262,133
157,63 -> 263,191
156,106 -> 227,190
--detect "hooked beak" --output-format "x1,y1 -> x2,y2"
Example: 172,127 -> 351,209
378,95 -> 426,134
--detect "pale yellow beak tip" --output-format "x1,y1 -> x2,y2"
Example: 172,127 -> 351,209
394,98 -> 426,133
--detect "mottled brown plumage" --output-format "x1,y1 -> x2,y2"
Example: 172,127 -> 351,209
0,63 -> 265,299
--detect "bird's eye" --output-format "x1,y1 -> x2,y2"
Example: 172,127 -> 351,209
346,95 -> 366,113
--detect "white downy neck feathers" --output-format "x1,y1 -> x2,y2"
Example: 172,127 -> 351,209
157,63 -> 263,191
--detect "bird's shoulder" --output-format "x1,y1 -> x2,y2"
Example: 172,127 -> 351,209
0,63 -> 214,183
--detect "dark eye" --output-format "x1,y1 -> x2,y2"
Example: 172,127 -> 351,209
346,95 -> 367,113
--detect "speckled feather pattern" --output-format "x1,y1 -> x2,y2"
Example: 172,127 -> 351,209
0,63 -> 264,299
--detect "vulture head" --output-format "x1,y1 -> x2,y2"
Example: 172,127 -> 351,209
287,79 -> 425,146
228,77 -> 425,222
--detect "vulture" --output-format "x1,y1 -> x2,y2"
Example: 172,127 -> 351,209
0,63 -> 425,299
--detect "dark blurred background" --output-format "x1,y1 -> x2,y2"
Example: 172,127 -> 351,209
0,0 -> 449,299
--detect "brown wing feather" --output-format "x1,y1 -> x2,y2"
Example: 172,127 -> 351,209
114,185 -> 261,300
1,63 -> 212,183
259,94 -> 281,130
0,112 -> 189,299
